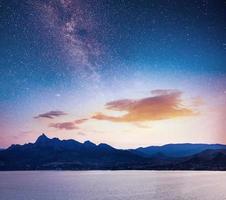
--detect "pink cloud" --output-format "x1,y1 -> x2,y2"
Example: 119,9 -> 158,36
49,118 -> 88,130
49,122 -> 78,130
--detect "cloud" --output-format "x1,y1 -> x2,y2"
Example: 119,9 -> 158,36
92,89 -> 196,122
49,122 -> 78,130
49,118 -> 88,130
74,118 -> 88,124
34,111 -> 67,119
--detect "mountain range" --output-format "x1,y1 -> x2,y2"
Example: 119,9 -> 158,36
1,134 -> 226,170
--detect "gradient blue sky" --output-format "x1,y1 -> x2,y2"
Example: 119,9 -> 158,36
0,0 -> 226,148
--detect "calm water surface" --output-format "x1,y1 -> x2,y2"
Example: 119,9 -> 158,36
0,171 -> 225,200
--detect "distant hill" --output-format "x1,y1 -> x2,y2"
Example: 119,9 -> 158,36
133,143 -> 226,157
1,134 -> 226,170
165,149 -> 226,170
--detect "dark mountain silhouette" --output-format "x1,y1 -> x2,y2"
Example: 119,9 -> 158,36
0,134 -> 149,170
165,149 -> 226,170
1,134 -> 226,170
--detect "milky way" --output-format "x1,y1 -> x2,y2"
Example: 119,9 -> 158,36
31,0 -> 106,83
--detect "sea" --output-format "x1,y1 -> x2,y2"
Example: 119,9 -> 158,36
0,171 -> 225,200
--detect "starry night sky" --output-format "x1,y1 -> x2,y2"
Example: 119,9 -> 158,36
0,0 -> 226,148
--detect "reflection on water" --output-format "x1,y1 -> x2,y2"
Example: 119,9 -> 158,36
0,171 -> 225,200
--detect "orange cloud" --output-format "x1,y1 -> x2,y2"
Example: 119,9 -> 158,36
92,89 -> 196,122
